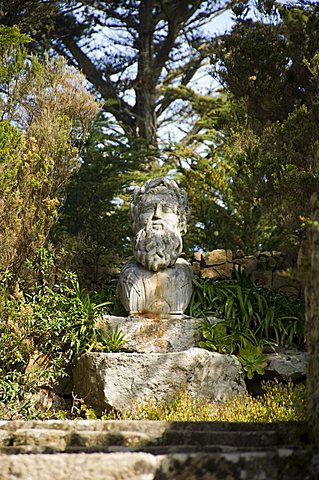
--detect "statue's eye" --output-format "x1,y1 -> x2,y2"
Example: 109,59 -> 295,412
162,204 -> 175,213
141,205 -> 155,214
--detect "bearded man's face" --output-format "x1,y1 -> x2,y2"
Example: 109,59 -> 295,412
133,192 -> 183,272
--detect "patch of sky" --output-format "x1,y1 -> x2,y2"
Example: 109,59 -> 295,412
111,197 -> 124,207
195,221 -> 206,230
158,9 -> 235,143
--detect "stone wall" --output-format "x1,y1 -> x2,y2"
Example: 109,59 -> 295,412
191,249 -> 301,298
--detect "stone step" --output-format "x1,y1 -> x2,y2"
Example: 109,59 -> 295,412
0,419 -> 308,433
0,449 -> 311,480
0,420 -> 311,479
0,420 -> 308,455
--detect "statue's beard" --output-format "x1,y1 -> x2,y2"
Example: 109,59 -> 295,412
133,222 -> 183,272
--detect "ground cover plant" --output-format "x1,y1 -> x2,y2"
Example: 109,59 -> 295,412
189,270 -> 305,378
99,380 -> 306,423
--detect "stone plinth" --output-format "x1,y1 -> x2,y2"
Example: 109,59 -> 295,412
73,348 -> 246,414
96,315 -> 208,353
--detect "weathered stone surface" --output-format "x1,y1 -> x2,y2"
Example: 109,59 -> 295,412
73,349 -> 245,413
201,263 -> 233,279
234,256 -> 258,275
265,348 -> 307,380
118,177 -> 193,316
252,270 -> 273,288
9,428 -> 68,453
260,251 -> 272,257
234,249 -> 245,259
0,450 -> 310,480
193,251 -> 202,262
202,249 -> 233,267
156,451 -> 284,480
119,258 -> 193,316
0,452 -> 161,480
272,272 -> 300,298
96,315 -> 203,353
0,420 -> 310,479
192,261 -> 201,275
191,249 -> 301,296
0,419 -> 309,453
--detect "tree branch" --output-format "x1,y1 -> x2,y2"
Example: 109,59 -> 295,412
60,34 -> 136,131
180,122 -> 204,146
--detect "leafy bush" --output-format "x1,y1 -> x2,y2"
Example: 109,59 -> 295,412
101,380 -> 306,422
0,26 -> 99,279
189,270 -> 305,378
0,248 -> 114,419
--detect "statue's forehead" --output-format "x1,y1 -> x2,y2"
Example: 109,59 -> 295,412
139,188 -> 178,205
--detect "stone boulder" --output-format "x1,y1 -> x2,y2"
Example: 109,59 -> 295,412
201,263 -> 233,280
264,348 -> 307,380
234,256 -> 258,275
202,249 -> 233,266
73,348 -> 246,414
96,315 -> 204,353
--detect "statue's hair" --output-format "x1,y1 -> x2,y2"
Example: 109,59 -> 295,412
131,177 -> 190,234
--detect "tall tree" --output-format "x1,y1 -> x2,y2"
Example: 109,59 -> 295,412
55,114 -> 168,288
302,194 -> 319,450
1,0 -> 226,160
178,1 -> 319,256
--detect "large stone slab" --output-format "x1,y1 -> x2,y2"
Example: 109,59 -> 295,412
96,315 -> 205,353
202,249 -> 233,266
73,348 -> 246,414
0,450 -> 310,480
0,452 -> 161,480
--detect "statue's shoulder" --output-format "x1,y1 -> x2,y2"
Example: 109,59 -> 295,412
120,258 -> 151,280
175,257 -> 193,271
175,257 -> 191,266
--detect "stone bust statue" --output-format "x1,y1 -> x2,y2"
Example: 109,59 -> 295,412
118,177 -> 193,316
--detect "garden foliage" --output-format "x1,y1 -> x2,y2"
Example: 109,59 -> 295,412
189,270 -> 305,378
0,26 -> 99,279
0,248 -> 112,419
0,26 -> 101,418
101,380 -> 306,423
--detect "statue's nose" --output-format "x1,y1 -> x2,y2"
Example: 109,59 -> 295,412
152,204 -> 162,220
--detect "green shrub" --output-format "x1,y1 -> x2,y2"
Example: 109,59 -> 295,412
0,248 -> 115,419
0,27 -> 99,279
189,270 -> 305,377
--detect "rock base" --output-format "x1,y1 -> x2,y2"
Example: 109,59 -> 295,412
73,348 -> 245,414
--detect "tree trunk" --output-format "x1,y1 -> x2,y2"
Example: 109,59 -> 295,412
304,192 -> 319,449
134,83 -> 157,145
133,0 -> 159,169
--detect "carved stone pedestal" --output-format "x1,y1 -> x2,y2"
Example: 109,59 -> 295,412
73,316 -> 246,414
96,314 -> 204,353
